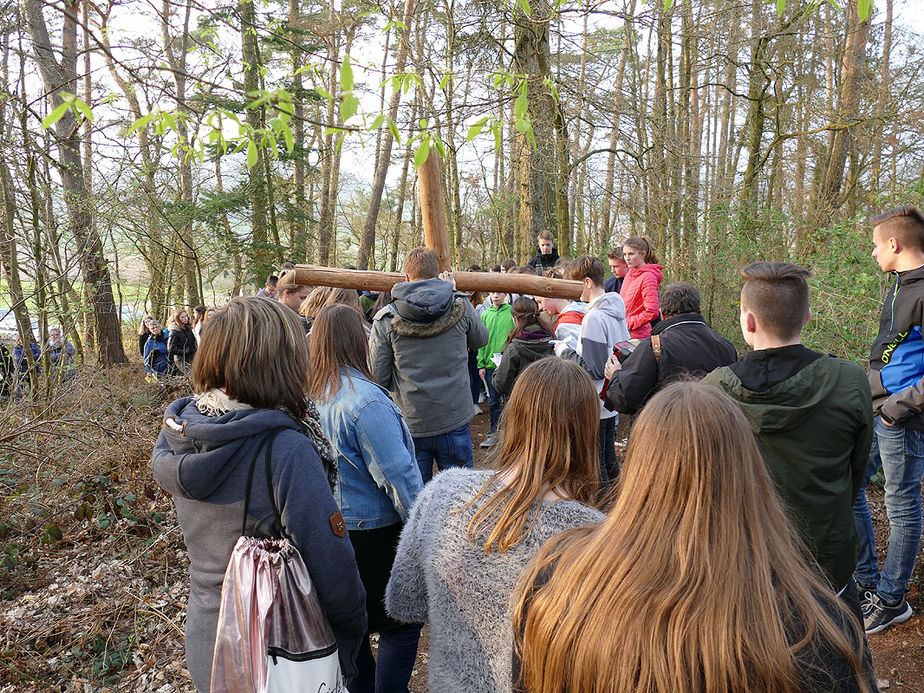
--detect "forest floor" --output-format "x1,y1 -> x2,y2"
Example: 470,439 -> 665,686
0,366 -> 921,691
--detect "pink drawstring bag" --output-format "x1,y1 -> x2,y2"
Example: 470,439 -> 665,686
210,431 -> 345,693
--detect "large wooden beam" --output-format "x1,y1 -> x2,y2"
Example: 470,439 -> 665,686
417,151 -> 453,272
281,265 -> 584,300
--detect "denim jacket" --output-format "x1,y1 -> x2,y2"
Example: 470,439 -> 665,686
315,367 -> 423,530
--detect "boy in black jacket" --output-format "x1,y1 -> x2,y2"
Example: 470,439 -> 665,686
604,282 -> 737,414
855,205 -> 924,634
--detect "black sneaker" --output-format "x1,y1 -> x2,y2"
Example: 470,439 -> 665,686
856,582 -> 878,617
864,595 -> 912,634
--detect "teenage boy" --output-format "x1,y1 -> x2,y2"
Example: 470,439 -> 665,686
556,255 -> 629,483
854,205 -> 924,634
703,262 -> 872,620
478,291 -> 515,447
370,247 -> 489,483
527,230 -> 561,275
604,251 -> 628,293
256,275 -> 278,299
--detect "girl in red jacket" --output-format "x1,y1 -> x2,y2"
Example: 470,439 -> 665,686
620,236 -> 664,338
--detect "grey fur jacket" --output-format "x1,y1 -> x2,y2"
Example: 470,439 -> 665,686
369,278 -> 488,437
385,468 -> 603,692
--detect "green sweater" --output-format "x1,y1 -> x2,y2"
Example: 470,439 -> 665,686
478,303 -> 515,370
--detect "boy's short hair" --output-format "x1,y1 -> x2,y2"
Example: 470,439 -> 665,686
489,264 -> 502,273
265,275 -> 278,287
870,205 -> 924,252
403,247 -> 440,280
537,230 -> 554,242
606,249 -> 627,262
660,282 -> 700,317
500,258 -> 517,272
563,255 -> 606,287
740,262 -> 811,341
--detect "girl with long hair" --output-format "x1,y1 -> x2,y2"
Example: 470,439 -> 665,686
386,357 -> 603,692
492,297 -> 554,396
309,305 -> 424,693
151,297 -> 366,692
512,381 -> 876,693
620,235 -> 664,338
167,308 -> 197,374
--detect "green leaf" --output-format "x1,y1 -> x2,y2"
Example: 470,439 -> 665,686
434,137 -> 445,158
368,113 -> 386,131
73,97 -> 94,122
387,117 -> 401,145
340,55 -> 354,92
283,124 -> 294,153
467,122 -> 485,142
493,122 -> 502,152
514,93 -> 528,119
439,72 -> 452,91
127,112 -> 154,135
419,118 -> 428,129
324,126 -> 344,135
315,87 -> 333,100
857,0 -> 872,21
246,139 -> 258,169
776,0 -> 785,16
340,94 -> 359,123
515,117 -> 532,134
414,136 -> 430,168
41,101 -> 70,130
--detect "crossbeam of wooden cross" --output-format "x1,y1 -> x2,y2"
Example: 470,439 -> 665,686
278,152 -> 583,301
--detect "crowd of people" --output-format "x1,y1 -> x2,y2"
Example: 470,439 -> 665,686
0,326 -> 77,398
149,206 -> 924,693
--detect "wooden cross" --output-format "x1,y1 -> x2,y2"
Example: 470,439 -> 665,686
279,153 -> 583,300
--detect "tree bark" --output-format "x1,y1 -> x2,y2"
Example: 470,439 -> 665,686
355,0 -> 417,270
24,0 -> 126,365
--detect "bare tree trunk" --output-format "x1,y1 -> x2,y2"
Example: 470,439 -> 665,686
241,0 -> 269,281
24,0 -> 126,365
356,0 -> 417,270
871,0 -> 892,195
811,2 -> 871,233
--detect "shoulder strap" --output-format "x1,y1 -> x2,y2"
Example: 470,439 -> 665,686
651,334 -> 662,363
241,428 -> 286,537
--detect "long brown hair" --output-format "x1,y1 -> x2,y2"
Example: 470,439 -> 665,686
299,286 -> 332,319
307,305 -> 373,402
512,381 -> 871,693
168,307 -> 191,332
623,234 -> 660,265
503,296 -> 544,350
466,358 -> 599,553
193,297 -> 310,419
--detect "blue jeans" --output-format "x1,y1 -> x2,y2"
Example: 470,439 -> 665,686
484,368 -> 503,432
414,424 -> 475,484
853,417 -> 924,603
349,622 -> 422,693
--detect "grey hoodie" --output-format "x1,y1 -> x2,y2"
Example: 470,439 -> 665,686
370,278 -> 489,437
151,398 -> 366,691
556,291 -> 630,418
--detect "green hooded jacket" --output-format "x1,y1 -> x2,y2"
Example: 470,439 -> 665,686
703,353 -> 873,590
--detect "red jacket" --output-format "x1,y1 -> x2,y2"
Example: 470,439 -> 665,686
620,263 -> 663,338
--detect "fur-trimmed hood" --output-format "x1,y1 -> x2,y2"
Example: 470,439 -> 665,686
392,299 -> 466,338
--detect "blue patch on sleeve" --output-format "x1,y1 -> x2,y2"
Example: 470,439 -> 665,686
881,325 -> 924,394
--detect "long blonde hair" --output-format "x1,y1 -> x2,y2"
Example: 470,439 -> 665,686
466,358 -> 599,553
512,381 -> 871,693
